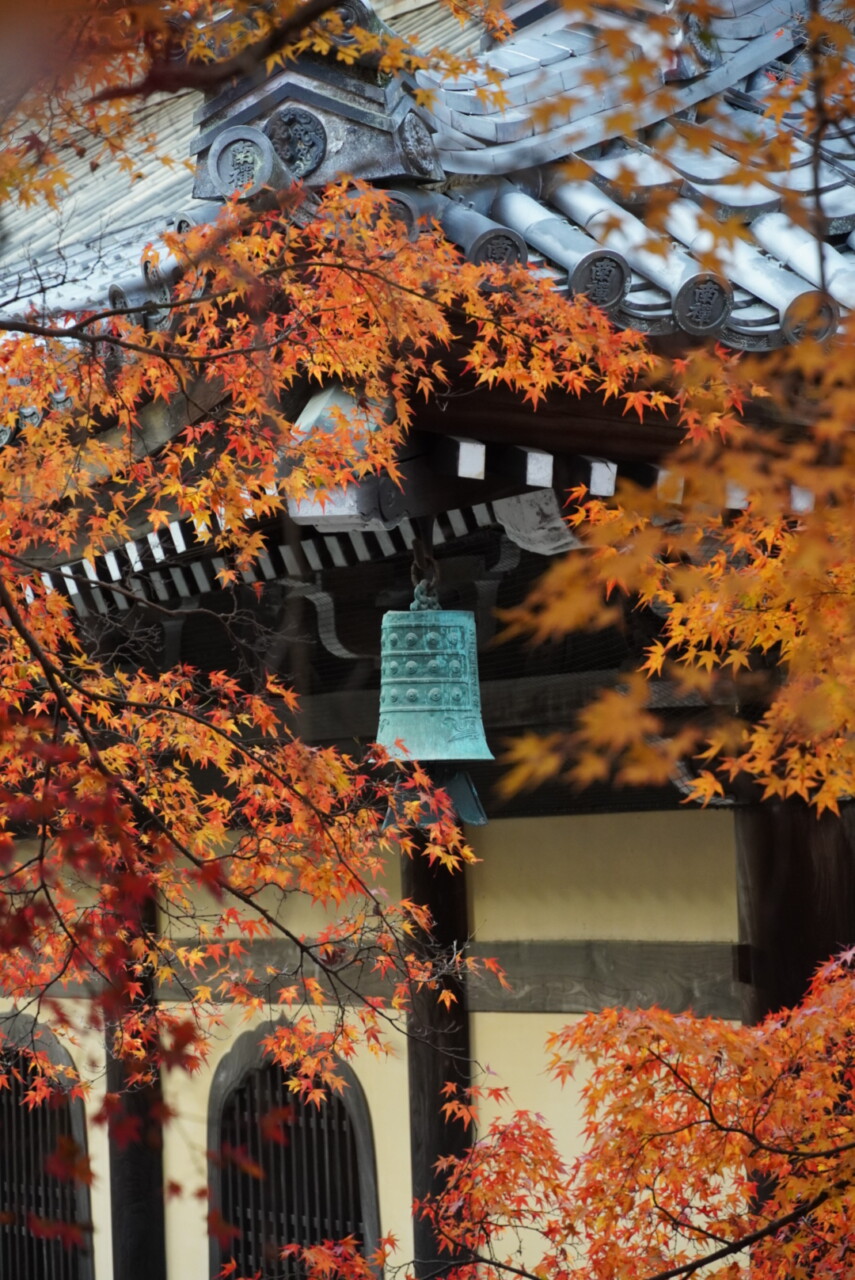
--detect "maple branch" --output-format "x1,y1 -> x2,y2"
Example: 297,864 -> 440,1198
646,1046 -> 855,1163
40,878 -> 111,990
0,576 -> 330,965
637,1185 -> 837,1280
295,254 -> 617,384
0,564 -> 423,998
20,699 -> 111,990
0,574 -> 456,1058
88,0 -> 343,102
441,1184 -> 838,1280
648,1182 -> 733,1247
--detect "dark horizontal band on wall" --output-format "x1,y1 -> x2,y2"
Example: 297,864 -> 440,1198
161,937 -> 737,1019
45,938 -> 739,1018
467,940 -> 740,1019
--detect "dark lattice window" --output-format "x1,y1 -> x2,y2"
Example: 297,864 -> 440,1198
218,1064 -> 366,1280
0,1053 -> 85,1280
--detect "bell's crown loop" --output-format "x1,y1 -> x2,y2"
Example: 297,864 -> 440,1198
411,577 -> 440,612
376,583 -> 493,763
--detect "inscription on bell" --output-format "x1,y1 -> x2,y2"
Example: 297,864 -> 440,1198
377,609 -> 493,761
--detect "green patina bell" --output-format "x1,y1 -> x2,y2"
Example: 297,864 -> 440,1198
377,580 -> 493,762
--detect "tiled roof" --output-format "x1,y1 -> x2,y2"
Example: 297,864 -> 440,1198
0,96 -> 204,320
2,0 -> 854,349
404,0 -> 855,347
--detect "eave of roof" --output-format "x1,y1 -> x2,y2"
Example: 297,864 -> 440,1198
1,0 -> 853,351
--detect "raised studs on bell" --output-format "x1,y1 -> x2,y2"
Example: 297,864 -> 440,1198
377,607 -> 492,761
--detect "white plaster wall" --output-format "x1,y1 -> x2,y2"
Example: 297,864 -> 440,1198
467,810 -> 737,941
471,1011 -> 588,1168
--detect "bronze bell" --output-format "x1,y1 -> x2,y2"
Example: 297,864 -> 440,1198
376,581 -> 493,762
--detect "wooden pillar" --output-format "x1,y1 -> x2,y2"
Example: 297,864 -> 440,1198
106,1070 -> 167,1280
735,801 -> 855,1023
106,897 -> 167,1280
401,831 -> 472,1280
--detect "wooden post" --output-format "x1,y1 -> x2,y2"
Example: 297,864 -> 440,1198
106,896 -> 167,1280
735,801 -> 855,1023
106,1069 -> 167,1280
401,830 -> 472,1280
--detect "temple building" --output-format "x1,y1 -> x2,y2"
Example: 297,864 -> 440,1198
0,0 -> 850,1274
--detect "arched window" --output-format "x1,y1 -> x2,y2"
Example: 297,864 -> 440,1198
0,1015 -> 93,1280
209,1025 -> 380,1280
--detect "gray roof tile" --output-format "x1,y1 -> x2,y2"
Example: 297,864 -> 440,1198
511,35 -> 573,66
441,85 -> 512,113
589,147 -> 680,193
484,46 -> 542,76
435,26 -> 799,172
752,212 -> 855,309
663,198 -> 839,340
431,126 -> 483,151
534,28 -> 600,55
712,0 -> 803,20
0,0 -> 851,358
449,105 -> 536,144
687,181 -> 780,217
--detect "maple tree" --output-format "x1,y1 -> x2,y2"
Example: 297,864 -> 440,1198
0,0 -> 675,1089
420,948 -> 855,1280
3,0 -> 855,1277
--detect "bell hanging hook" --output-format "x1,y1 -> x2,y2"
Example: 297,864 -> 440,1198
411,524 -> 440,612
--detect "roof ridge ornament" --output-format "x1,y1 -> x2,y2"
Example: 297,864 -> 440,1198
206,125 -> 291,198
663,11 -> 723,82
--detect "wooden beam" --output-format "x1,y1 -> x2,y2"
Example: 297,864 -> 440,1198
618,462 -> 686,503
151,938 -> 738,1018
428,434 -> 487,481
486,443 -> 554,488
277,671 -> 712,743
374,459 -> 515,524
557,455 -> 618,497
106,899 -> 167,1280
412,386 -> 683,463
278,672 -> 621,742
467,940 -> 739,1018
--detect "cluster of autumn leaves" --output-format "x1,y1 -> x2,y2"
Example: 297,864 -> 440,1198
2,0 -> 855,1276
423,950 -> 855,1280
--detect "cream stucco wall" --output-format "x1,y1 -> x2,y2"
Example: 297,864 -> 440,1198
81,1040 -> 114,1280
0,996 -> 411,1279
467,810 -> 737,941
116,808 -> 740,1275
471,1011 -> 589,1171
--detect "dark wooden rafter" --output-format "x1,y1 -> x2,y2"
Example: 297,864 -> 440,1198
411,384 -> 684,463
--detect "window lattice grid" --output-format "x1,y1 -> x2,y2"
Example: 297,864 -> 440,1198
0,1054 -> 82,1280
219,1066 -> 365,1280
